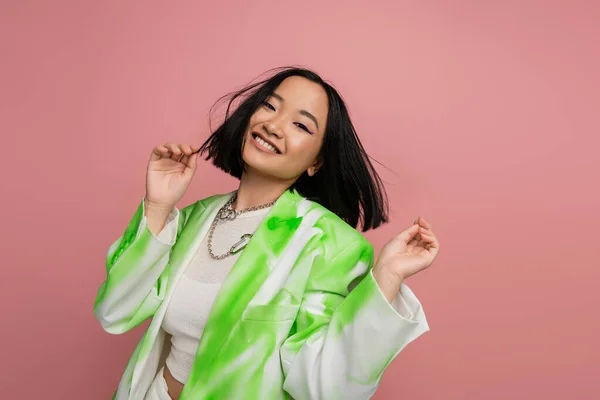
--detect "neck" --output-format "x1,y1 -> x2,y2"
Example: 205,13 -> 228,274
233,168 -> 292,211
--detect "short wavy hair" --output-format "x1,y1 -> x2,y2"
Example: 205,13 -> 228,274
199,66 -> 388,232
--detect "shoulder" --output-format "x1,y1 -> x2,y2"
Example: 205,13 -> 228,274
301,199 -> 375,292
302,198 -> 373,259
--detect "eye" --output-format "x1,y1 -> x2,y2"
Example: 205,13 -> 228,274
294,122 -> 314,135
263,101 -> 275,111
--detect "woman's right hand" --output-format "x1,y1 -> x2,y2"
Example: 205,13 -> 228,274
145,143 -> 199,210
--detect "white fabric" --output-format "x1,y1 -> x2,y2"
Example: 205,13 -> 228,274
144,367 -> 171,400
158,206 -> 271,384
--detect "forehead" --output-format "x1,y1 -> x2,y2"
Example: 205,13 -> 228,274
273,76 -> 328,122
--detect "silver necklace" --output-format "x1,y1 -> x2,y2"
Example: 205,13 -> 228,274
207,192 -> 276,260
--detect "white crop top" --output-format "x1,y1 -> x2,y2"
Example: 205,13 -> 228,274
157,206 -> 272,384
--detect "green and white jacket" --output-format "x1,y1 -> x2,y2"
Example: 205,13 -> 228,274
94,189 -> 429,399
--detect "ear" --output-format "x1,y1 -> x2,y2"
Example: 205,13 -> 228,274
307,158 -> 323,177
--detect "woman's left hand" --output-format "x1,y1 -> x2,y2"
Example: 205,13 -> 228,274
372,216 -> 440,301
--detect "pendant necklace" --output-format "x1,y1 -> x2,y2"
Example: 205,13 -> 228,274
207,192 -> 276,260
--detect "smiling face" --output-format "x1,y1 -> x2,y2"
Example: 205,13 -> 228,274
241,76 -> 329,182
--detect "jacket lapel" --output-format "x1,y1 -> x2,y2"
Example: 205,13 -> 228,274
182,188 -> 306,391
168,194 -> 230,274
131,194 -> 230,390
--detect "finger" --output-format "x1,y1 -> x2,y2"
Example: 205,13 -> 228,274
395,224 -> 420,244
151,145 -> 170,161
420,226 -> 434,236
407,238 -> 419,250
413,218 -> 422,241
190,150 -> 199,169
418,216 -> 433,230
419,232 -> 435,241
179,153 -> 195,166
181,144 -> 193,154
160,143 -> 175,158
422,236 -> 440,257
419,232 -> 439,248
150,146 -> 163,161
167,144 -> 183,161
184,150 -> 199,177
178,144 -> 194,163
175,144 -> 186,160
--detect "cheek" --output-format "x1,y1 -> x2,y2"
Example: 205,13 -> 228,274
288,138 -> 321,165
246,115 -> 258,130
243,113 -> 262,148
248,109 -> 269,127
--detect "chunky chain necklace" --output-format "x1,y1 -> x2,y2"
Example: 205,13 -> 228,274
207,192 -> 276,260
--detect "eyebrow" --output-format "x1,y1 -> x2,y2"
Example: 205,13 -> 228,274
270,92 -> 320,130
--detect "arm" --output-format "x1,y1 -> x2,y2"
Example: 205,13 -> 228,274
280,239 -> 429,400
93,198 -> 190,334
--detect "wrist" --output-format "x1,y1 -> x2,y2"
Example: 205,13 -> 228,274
143,199 -> 174,236
372,264 -> 403,303
144,198 -> 174,214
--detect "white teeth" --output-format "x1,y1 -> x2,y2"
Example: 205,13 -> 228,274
255,135 -> 278,153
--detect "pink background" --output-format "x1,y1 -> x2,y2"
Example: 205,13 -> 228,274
1,0 -> 598,398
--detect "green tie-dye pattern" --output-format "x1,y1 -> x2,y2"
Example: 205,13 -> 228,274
181,192 -> 307,398
95,189 -> 428,399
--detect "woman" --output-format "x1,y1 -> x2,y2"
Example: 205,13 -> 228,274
94,67 -> 440,400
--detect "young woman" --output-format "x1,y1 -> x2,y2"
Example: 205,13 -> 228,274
94,67 -> 440,400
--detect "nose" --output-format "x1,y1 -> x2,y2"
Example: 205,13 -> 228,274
264,118 -> 283,138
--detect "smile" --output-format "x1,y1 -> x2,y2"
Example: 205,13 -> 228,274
252,133 -> 281,154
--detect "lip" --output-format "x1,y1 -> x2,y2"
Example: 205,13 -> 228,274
251,132 -> 282,154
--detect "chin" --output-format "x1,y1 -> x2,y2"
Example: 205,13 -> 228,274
242,149 -> 275,177
242,156 -> 294,181
242,140 -> 301,181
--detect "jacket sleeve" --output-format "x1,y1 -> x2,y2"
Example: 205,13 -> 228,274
280,238 -> 430,400
93,198 -> 188,334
